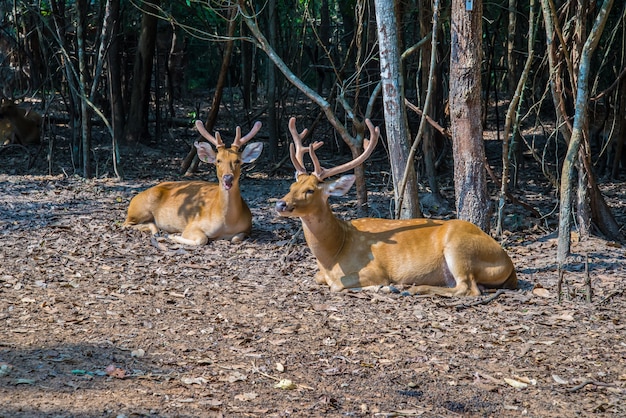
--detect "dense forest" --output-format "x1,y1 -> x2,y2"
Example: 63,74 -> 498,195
1,0 -> 624,251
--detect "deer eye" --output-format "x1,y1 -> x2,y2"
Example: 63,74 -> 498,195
216,159 -> 222,164
305,189 -> 315,195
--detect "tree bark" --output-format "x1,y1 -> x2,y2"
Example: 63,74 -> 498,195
125,0 -> 159,144
449,0 -> 489,230
374,0 -> 420,219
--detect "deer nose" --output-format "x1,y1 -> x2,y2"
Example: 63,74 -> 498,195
275,200 -> 288,212
222,174 -> 235,189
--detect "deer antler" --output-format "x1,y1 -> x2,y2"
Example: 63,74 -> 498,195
195,120 -> 225,148
232,121 -> 262,150
307,118 -> 379,181
288,117 -> 323,176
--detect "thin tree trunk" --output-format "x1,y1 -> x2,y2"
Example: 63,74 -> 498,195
125,0 -> 159,143
267,0 -> 278,162
497,0 -> 537,236
374,0 -> 420,219
76,0 -> 91,177
180,7 -> 237,174
106,0 -> 124,178
419,0 -> 443,201
557,0 -> 614,263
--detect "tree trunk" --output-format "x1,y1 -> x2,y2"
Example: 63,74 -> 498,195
374,0 -> 420,219
106,0 -> 124,158
497,0 -> 537,235
180,7 -> 237,174
76,0 -> 91,177
241,25 -> 253,113
50,0 -> 81,170
267,0 -> 278,162
449,0 -> 489,230
507,0 -> 519,97
613,75 -> 626,179
557,0 -> 614,263
419,0 -> 443,200
125,0 -> 159,144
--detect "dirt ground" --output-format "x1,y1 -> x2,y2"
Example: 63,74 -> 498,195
1,126 -> 625,417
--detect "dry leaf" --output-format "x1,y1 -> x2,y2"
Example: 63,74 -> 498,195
131,349 -> 145,358
504,378 -> 528,389
274,379 -> 297,390
552,374 -> 568,384
226,371 -> 247,383
513,375 -> 537,385
181,376 -> 207,385
532,287 -> 551,298
235,392 -> 258,401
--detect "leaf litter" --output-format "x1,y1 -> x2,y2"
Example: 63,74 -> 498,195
0,166 -> 625,416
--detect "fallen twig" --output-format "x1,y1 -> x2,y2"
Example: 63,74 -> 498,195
567,379 -> 617,392
598,288 -> 624,305
450,289 -> 507,311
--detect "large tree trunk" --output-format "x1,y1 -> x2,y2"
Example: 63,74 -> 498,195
449,0 -> 489,230
374,0 -> 420,219
125,0 -> 159,144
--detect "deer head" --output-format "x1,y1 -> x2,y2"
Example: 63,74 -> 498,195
275,117 -> 379,216
194,120 -> 263,190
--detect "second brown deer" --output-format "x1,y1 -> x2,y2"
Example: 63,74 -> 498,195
124,120 -> 263,245
275,117 -> 517,297
0,99 -> 42,146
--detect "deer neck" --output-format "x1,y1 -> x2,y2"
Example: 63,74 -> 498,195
300,203 -> 348,268
218,183 -> 245,219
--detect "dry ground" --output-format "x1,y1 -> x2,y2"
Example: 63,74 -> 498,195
0,133 -> 625,417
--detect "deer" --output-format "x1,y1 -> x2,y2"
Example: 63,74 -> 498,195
0,99 -> 42,146
124,120 -> 263,245
275,117 -> 517,297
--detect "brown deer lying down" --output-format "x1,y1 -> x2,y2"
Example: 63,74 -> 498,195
275,117 -> 517,297
0,99 -> 42,146
124,121 -> 263,245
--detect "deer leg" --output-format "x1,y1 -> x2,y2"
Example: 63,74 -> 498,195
126,222 -> 159,235
230,233 -> 247,243
171,228 -> 209,246
407,276 -> 482,297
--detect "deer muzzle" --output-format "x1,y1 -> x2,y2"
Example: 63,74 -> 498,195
275,200 -> 291,214
222,174 -> 235,190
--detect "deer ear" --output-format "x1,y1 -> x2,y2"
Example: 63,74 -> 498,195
195,141 -> 216,163
241,142 -> 263,163
324,175 -> 355,197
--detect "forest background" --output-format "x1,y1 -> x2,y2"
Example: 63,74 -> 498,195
1,1 -> 626,416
